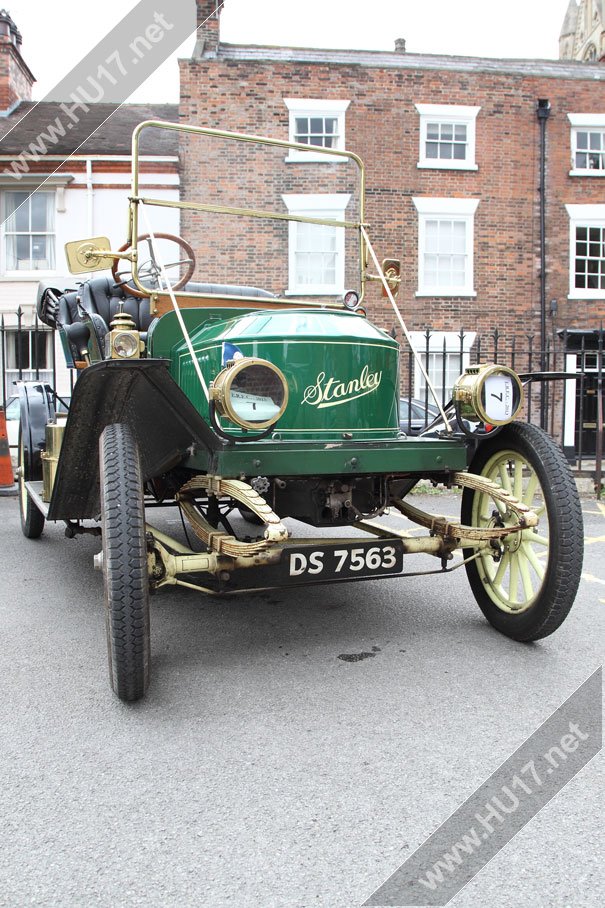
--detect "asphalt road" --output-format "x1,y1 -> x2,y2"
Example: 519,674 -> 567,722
0,492 -> 602,908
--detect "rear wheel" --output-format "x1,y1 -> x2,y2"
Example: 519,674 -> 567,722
462,422 -> 583,641
18,428 -> 45,539
238,507 -> 264,526
100,424 -> 150,701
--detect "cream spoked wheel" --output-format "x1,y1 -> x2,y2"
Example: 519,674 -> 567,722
470,449 -> 549,614
462,422 -> 583,641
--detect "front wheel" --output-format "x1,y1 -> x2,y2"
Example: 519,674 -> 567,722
100,424 -> 150,701
461,422 -> 583,641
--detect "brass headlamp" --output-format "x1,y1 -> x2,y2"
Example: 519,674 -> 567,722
453,363 -> 523,426
106,311 -> 144,360
210,357 -> 289,431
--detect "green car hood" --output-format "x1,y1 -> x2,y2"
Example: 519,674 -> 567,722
170,309 -> 400,441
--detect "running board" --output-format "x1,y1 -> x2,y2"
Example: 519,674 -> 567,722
25,481 -> 50,517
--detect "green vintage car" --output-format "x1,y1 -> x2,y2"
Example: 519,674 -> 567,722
22,122 -> 583,701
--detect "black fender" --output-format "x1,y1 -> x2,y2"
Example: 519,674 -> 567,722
17,382 -> 56,481
47,359 -> 222,521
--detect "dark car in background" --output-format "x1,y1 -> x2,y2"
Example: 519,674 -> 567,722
399,397 -> 440,434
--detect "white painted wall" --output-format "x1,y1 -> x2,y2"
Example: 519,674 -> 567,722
0,164 -> 179,402
1,168 -> 180,318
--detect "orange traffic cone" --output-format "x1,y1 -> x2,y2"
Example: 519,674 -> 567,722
0,406 -> 15,489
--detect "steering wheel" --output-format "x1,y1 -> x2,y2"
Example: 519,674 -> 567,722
112,233 -> 196,298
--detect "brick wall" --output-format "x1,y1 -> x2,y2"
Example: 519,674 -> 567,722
0,35 -> 33,111
180,28 -> 605,342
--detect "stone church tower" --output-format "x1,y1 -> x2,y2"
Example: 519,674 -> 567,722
560,0 -> 605,61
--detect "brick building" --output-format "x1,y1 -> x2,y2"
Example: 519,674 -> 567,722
0,9 -> 33,111
0,10 -> 179,403
179,0 -> 605,456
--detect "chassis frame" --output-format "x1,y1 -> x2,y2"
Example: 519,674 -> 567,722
17,121 -> 584,700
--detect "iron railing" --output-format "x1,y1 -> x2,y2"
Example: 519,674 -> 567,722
397,327 -> 603,495
0,307 -> 57,406
1,314 -> 602,495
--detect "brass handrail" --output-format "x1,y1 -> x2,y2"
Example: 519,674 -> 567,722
128,119 -> 367,301
133,195 -> 362,231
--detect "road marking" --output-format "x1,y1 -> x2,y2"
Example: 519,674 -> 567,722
584,535 -> 605,545
582,572 -> 605,586
597,502 -> 605,519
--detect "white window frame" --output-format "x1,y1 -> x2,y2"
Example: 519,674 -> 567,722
2,189 -> 57,276
412,197 -> 479,298
284,99 -> 350,163
415,104 -> 480,171
4,327 -> 53,377
408,331 -> 476,405
565,203 -> 605,299
282,193 -> 350,295
568,113 -> 605,176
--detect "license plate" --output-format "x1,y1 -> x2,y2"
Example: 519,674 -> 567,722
280,539 -> 404,584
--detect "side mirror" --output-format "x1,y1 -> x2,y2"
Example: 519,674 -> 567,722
381,258 -> 401,297
64,237 -> 115,274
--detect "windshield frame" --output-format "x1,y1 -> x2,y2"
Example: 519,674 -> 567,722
128,120 -> 368,306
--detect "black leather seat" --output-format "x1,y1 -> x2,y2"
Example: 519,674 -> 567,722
37,278 -> 148,332
40,276 -> 276,330
39,277 -> 278,366
36,277 -> 152,363
57,278 -> 275,330
59,277 -> 155,332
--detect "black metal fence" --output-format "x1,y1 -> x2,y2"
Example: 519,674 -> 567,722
1,312 -> 603,493
0,307 -> 57,406
396,326 -> 603,493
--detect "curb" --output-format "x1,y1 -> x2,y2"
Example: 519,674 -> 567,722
411,476 -> 598,500
575,476 -> 598,498
0,483 -> 18,497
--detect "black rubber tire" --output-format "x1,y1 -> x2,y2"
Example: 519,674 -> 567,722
462,422 -> 583,641
100,424 -> 150,701
18,427 -> 45,539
